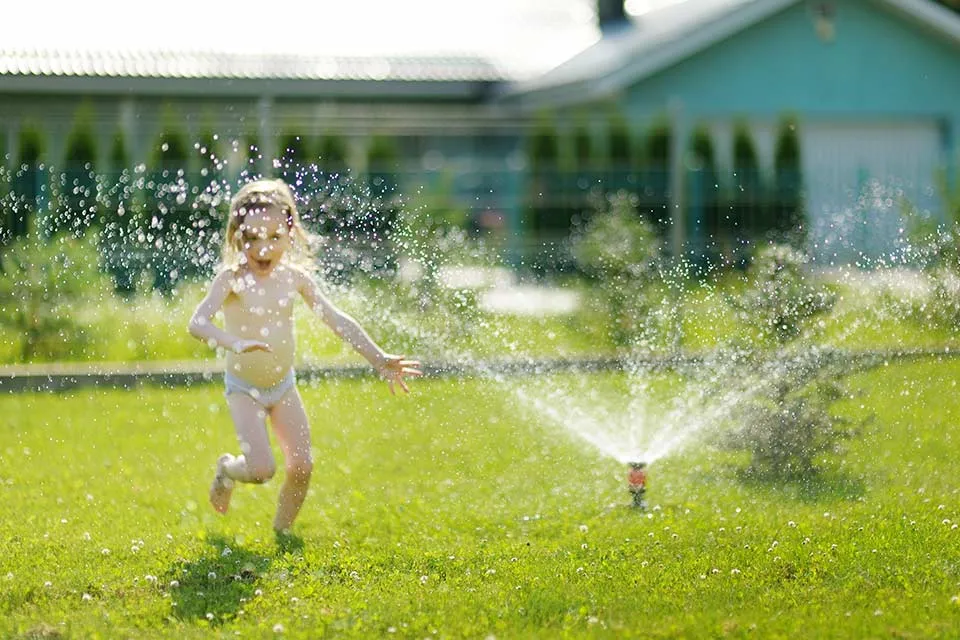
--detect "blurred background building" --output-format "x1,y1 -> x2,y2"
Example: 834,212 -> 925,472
1,0 -> 959,267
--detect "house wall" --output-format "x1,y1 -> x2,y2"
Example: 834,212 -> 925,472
611,0 -> 960,261
621,0 -> 960,124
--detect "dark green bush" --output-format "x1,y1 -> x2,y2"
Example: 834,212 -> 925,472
723,244 -> 851,477
731,122 -> 763,254
317,135 -> 348,173
773,116 -> 805,245
688,125 -> 722,262
55,102 -> 100,237
641,118 -> 671,234
0,227 -> 107,361
11,123 -> 46,239
147,110 -> 192,293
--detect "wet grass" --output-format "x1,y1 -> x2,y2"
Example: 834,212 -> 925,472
0,362 -> 958,638
3,273 -> 958,366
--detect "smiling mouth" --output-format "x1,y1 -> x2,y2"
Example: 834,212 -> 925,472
254,259 -> 273,270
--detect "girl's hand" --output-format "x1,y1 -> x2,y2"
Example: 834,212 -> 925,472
379,354 -> 423,395
232,339 -> 272,354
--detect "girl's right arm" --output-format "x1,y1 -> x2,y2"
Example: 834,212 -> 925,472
187,270 -> 269,353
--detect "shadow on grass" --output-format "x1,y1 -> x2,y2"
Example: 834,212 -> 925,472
166,535 -> 273,626
275,529 -> 305,556
732,465 -> 867,503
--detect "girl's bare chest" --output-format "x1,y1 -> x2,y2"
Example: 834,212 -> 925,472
225,280 -> 298,321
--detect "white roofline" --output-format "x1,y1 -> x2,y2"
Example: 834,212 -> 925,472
881,0 -> 960,42
596,0 -> 796,99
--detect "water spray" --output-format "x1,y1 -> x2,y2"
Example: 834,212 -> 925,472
627,461 -> 647,510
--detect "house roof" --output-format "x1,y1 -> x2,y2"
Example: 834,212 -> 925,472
502,0 -> 960,106
0,48 -> 507,83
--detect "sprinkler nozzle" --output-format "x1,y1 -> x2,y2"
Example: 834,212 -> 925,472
627,461 -> 647,510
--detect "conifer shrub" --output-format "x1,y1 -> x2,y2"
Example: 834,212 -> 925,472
773,115 -> 805,246
56,102 -> 99,237
642,119 -> 671,235
731,122 -> 763,259
688,125 -> 722,263
147,109 -> 191,293
12,123 -> 45,239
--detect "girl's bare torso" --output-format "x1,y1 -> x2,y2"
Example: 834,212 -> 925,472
222,265 -> 300,388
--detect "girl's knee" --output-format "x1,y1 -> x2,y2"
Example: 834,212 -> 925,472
287,458 -> 313,482
247,457 -> 276,483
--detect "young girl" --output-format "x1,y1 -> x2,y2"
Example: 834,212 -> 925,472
188,178 -> 421,533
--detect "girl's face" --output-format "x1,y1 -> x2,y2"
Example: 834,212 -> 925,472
237,204 -> 291,277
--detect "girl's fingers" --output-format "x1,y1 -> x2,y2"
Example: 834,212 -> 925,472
401,367 -> 422,376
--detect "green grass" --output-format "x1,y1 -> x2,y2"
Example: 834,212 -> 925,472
4,270 -> 960,367
1,362 -> 959,638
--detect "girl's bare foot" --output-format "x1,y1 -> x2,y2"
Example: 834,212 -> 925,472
209,454 -> 235,514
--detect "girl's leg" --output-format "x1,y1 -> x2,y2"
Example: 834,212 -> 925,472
268,388 -> 314,532
211,393 -> 277,513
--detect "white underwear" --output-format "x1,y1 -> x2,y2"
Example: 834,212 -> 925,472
224,369 -> 296,408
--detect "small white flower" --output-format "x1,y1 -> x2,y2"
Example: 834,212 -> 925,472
579,524 -> 588,533
82,593 -> 92,601
273,623 -> 285,633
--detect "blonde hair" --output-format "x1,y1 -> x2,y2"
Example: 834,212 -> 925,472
220,179 -> 317,272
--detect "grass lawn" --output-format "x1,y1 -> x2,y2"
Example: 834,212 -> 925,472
0,362 -> 958,638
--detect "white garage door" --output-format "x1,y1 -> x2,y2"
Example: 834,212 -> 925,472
801,121 -> 945,265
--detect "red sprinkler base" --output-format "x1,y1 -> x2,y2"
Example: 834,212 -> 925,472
628,461 -> 647,509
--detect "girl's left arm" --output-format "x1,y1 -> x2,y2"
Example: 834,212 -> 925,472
296,269 -> 422,394
296,269 -> 388,369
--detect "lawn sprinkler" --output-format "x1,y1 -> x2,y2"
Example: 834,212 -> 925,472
627,461 -> 648,510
